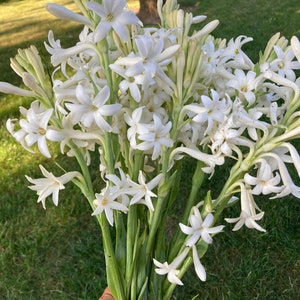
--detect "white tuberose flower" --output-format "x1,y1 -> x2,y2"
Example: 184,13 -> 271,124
7,100 -> 63,158
225,183 -> 266,232
179,207 -> 224,246
153,248 -> 189,285
92,184 -> 128,226
244,159 -> 283,195
66,84 -> 122,132
87,0 -> 142,42
137,114 -> 173,161
26,165 -> 80,209
127,171 -> 163,211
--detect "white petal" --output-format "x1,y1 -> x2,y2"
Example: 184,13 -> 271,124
202,213 -> 213,228
156,44 -> 180,63
94,21 -> 111,42
99,103 -> 122,116
171,247 -> 190,268
207,225 -> 225,234
186,233 -> 201,247
232,219 -> 245,231
201,231 -> 213,244
179,223 -> 194,235
38,136 -> 51,158
129,84 -> 141,102
0,82 -> 35,97
224,216 -> 241,224
153,259 -> 166,270
168,270 -> 183,285
192,246 -> 206,281
46,3 -> 92,25
112,21 -> 129,42
105,208 -> 114,226
244,173 -> 258,185
282,142 -> 300,176
291,36 -> 300,62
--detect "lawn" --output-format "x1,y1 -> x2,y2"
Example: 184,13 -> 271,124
0,0 -> 299,299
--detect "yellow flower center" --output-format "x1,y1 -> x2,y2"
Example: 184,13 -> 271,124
241,85 -> 248,92
106,13 -> 114,22
90,105 -> 98,112
101,198 -> 109,206
278,62 -> 284,69
39,128 -> 46,135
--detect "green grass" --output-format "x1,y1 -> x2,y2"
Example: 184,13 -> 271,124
1,0 -> 300,299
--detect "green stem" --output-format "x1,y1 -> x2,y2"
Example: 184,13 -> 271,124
98,213 -> 125,300
145,152 -> 170,257
168,160 -> 205,260
69,142 -> 94,199
126,151 -> 144,298
182,160 -> 205,223
71,141 -> 125,299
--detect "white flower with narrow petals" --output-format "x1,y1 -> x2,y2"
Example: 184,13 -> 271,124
45,30 -> 96,67
262,151 -> 300,199
109,64 -> 141,102
179,207 -> 224,246
124,107 -> 149,148
225,183 -> 266,232
221,35 -> 254,69
244,159 -> 283,195
113,33 -> 180,89
187,90 -> 229,135
226,210 -> 265,232
127,171 -> 163,211
270,45 -> 300,81
92,184 -> 128,226
137,114 -> 173,160
106,168 -> 131,206
7,100 -> 63,158
209,115 -> 254,157
25,165 -> 80,209
66,84 -> 122,132
87,0 -> 142,42
233,104 -> 269,141
170,146 -> 225,175
227,69 -> 260,105
153,248 -> 189,285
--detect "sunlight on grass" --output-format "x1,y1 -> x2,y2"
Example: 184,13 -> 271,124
0,0 -> 139,179
0,0 -> 139,48
0,0 -> 80,48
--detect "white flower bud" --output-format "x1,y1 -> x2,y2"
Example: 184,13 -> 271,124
0,82 -> 35,97
46,3 -> 92,26
192,15 -> 207,24
291,36 -> 300,63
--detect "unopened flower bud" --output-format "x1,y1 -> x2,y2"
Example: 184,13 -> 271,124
291,36 -> 300,63
190,20 -> 219,40
46,3 -> 92,26
192,15 -> 207,24
0,82 -> 35,97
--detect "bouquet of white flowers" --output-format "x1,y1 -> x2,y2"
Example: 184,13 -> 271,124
1,0 -> 300,299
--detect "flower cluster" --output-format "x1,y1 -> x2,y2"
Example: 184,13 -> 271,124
1,0 -> 300,298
